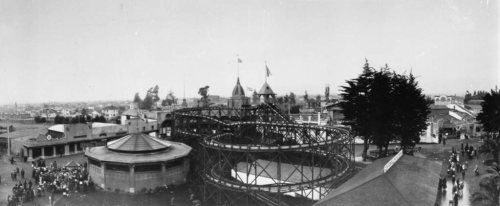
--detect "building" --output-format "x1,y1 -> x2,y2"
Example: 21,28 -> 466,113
60,109 -> 72,117
466,99 -> 484,114
23,122 -> 129,161
419,119 -> 440,143
227,78 -> 250,108
102,107 -> 120,120
429,103 -> 480,138
325,102 -> 345,126
257,81 -> 276,104
289,113 -> 328,125
120,109 -> 158,134
314,152 -> 442,206
85,133 -> 191,193
433,95 -> 459,105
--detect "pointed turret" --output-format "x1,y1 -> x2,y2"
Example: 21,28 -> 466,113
228,77 -> 250,108
257,81 -> 276,103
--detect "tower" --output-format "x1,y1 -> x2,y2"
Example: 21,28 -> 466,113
228,78 -> 250,108
257,81 -> 276,104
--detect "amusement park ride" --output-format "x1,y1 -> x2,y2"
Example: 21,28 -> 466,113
171,103 -> 354,206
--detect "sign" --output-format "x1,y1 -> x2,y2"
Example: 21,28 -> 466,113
383,150 -> 403,173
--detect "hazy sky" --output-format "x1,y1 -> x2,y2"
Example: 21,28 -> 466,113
0,0 -> 498,104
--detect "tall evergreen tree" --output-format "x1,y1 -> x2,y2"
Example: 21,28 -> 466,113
133,92 -> 142,105
340,60 -> 430,157
477,90 -> 500,137
340,59 -> 374,158
391,72 -> 431,151
289,92 -> 296,105
141,94 -> 154,110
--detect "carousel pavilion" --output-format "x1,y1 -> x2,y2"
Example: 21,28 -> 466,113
85,133 -> 191,193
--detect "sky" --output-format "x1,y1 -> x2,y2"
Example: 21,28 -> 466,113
0,0 -> 498,104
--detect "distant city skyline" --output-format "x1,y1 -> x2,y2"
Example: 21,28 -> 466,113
0,0 -> 498,105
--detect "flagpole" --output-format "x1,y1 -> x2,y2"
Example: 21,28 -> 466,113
264,61 -> 267,82
237,54 -> 240,78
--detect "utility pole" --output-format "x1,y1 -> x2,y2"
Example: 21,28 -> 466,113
7,120 -> 11,156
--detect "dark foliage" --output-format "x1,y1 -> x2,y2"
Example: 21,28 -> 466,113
477,90 -> 500,135
339,60 -> 430,157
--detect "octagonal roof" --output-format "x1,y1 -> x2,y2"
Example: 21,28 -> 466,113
107,133 -> 170,153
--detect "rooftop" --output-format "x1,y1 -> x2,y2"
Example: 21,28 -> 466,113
85,140 -> 191,164
231,78 -> 246,97
257,81 -> 276,96
107,133 -> 171,153
314,153 -> 441,206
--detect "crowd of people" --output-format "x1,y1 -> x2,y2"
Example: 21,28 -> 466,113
437,144 -> 477,206
6,159 -> 95,206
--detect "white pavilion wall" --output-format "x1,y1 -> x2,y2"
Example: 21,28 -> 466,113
135,171 -> 163,191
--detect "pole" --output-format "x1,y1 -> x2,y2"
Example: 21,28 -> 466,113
264,61 -> 267,82
7,120 -> 10,156
237,54 -> 241,78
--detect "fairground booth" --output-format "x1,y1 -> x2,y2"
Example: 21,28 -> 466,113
85,133 -> 191,193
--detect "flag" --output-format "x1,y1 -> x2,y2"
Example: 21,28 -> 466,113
266,64 -> 272,77
237,58 -> 243,63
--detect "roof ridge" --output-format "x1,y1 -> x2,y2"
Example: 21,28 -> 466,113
148,136 -> 170,147
108,135 -> 129,148
141,134 -> 156,150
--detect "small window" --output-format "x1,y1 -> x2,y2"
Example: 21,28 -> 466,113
143,126 -> 145,131
136,164 -> 161,172
165,159 -> 184,168
107,163 -> 129,171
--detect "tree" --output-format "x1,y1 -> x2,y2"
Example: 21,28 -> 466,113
92,115 -> 107,123
277,96 -> 284,104
325,85 -> 330,101
34,116 -> 47,123
198,86 -> 210,106
339,59 -> 375,158
162,91 -> 178,106
477,90 -> 500,137
139,85 -> 161,110
479,139 -> 500,163
304,91 -> 309,106
315,95 -> 321,108
340,60 -> 430,157
54,115 -> 65,124
141,95 -> 154,110
290,105 -> 300,114
147,85 -> 160,105
289,92 -> 296,105
81,108 -> 88,116
391,72 -> 431,152
133,92 -> 142,105
471,167 -> 500,206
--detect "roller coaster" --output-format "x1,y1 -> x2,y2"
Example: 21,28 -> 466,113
171,103 -> 354,206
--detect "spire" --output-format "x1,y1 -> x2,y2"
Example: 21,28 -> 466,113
232,77 -> 245,97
